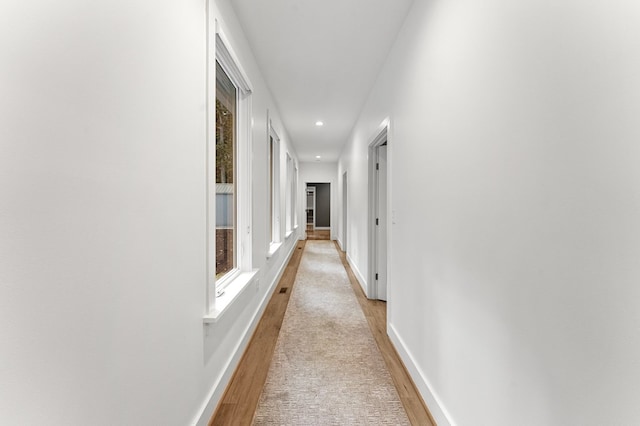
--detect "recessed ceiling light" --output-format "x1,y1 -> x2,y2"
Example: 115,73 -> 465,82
315,121 -> 324,126
315,155 -> 321,159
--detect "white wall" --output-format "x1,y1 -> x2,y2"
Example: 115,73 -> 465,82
340,0 -> 640,425
299,162 -> 338,239
0,0 -> 299,424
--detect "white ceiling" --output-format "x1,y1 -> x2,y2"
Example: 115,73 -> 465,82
230,0 -> 414,163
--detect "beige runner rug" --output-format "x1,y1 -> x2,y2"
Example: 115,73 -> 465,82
252,240 -> 410,425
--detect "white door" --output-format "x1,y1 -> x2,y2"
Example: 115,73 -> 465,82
376,145 -> 388,301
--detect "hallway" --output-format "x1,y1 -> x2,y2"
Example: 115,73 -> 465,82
210,241 -> 434,425
4,0 -> 640,424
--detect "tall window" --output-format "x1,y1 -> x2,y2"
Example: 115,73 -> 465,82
215,61 -> 236,278
293,165 -> 298,228
285,154 -> 293,233
207,27 -> 253,311
269,127 -> 280,245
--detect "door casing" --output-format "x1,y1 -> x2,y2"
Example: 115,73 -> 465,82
342,171 -> 348,251
367,120 -> 390,300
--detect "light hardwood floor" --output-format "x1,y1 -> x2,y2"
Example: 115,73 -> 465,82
335,241 -> 436,426
208,240 -> 435,426
305,224 -> 330,240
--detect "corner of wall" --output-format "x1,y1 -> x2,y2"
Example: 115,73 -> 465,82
346,252 -> 367,295
387,323 -> 455,426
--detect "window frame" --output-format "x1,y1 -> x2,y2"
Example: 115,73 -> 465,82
214,60 -> 238,281
268,120 -> 281,248
207,23 -> 254,313
285,153 -> 294,235
293,164 -> 299,229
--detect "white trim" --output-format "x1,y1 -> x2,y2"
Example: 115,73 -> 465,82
266,241 -> 282,259
206,19 -> 253,313
367,120 -> 389,300
388,323 -> 455,426
293,164 -> 299,228
341,170 -> 348,252
268,116 -> 281,246
305,185 -> 316,230
304,180 -> 334,238
214,23 -> 252,93
203,270 -> 258,323
285,153 -> 294,234
215,268 -> 241,295
346,252 -> 367,294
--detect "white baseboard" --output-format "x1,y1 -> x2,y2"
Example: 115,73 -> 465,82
346,252 -> 367,295
193,239 -> 298,426
388,323 -> 455,426
336,238 -> 344,251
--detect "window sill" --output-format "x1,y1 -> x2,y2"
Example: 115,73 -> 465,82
267,242 -> 282,259
203,269 -> 258,324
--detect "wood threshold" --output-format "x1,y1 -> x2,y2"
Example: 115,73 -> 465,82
209,239 -> 435,426
305,229 -> 330,240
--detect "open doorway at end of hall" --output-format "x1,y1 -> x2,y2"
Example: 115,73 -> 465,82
306,182 -> 330,240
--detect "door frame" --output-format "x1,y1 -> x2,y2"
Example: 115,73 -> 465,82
305,181 -> 333,238
305,185 -> 316,231
341,171 -> 348,252
367,120 -> 390,300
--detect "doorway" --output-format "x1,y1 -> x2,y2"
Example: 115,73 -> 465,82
368,125 -> 389,301
306,186 -> 315,231
306,183 -> 331,240
342,171 -> 348,252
